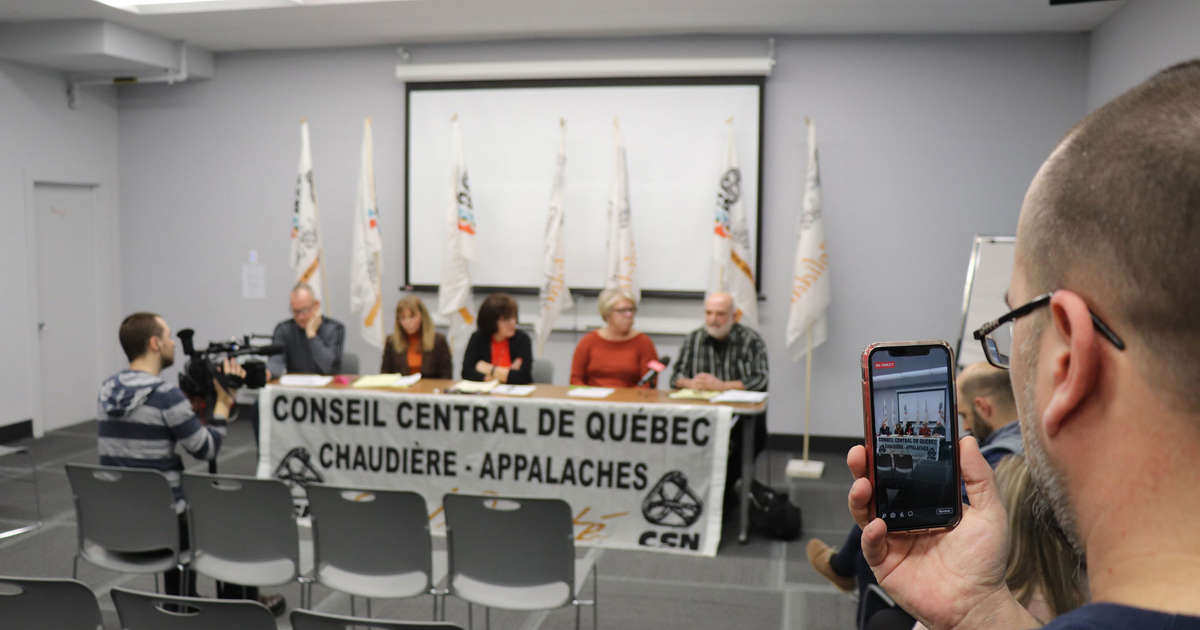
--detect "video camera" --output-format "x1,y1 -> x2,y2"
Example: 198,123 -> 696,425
176,329 -> 284,399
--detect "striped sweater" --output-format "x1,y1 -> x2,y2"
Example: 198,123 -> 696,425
97,369 -> 227,501
669,322 -> 769,392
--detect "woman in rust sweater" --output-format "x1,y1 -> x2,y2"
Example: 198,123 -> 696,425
570,288 -> 658,388
379,295 -> 453,378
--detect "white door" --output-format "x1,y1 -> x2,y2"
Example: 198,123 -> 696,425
35,183 -> 99,432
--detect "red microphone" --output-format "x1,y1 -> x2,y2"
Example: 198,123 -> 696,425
637,356 -> 671,386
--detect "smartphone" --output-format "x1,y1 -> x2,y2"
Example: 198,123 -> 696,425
861,340 -> 961,532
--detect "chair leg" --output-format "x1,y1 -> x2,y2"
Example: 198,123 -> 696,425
468,602 -> 473,630
593,563 -> 599,630
575,602 -> 581,630
72,555 -> 79,580
366,597 -> 372,618
350,595 -> 356,617
154,573 -> 160,594
485,606 -> 491,630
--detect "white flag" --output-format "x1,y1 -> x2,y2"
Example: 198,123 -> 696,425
350,118 -> 384,349
708,121 -> 759,330
535,121 -> 574,357
605,121 -> 639,302
291,120 -> 325,301
787,120 -> 832,361
438,117 -> 477,355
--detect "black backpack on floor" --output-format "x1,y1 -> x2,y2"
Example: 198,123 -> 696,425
748,480 -> 803,541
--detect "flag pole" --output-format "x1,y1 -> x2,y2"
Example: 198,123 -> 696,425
803,325 -> 813,461
787,322 -> 826,479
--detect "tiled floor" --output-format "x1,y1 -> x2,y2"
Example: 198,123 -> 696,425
0,420 -> 860,629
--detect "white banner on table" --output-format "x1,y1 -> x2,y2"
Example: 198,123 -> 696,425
257,386 -> 733,557
876,436 -> 941,461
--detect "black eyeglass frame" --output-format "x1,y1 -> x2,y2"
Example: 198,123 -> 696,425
971,291 -> 1126,369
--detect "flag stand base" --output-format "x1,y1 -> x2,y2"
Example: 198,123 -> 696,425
786,458 -> 825,480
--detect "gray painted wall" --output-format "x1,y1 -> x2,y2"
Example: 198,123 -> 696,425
118,34 -> 1087,438
0,61 -> 121,431
1088,0 -> 1200,111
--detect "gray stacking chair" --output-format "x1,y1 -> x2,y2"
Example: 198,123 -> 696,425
0,576 -> 103,630
180,472 -> 310,605
65,463 -> 185,592
443,494 -> 596,630
306,484 -> 443,619
291,608 -> 465,630
530,359 -> 554,384
0,442 -> 42,541
111,586 -> 276,630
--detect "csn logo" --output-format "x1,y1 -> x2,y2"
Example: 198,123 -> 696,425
638,471 -> 703,551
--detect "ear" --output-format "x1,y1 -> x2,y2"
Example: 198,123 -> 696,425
1041,290 -> 1101,438
733,309 -> 743,323
972,396 -> 992,420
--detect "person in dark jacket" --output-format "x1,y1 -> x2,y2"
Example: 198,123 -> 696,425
461,293 -> 533,384
380,295 -> 452,378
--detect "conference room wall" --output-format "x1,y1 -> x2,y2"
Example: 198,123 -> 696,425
117,34 -> 1087,438
0,61 -> 122,432
1087,0 -> 1200,111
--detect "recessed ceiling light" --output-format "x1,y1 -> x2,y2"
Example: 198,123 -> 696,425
92,0 -> 404,15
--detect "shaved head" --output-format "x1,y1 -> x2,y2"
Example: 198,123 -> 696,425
1017,59 -> 1200,410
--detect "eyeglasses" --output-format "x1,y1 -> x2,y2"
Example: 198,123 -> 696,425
612,307 -> 637,315
972,291 -> 1126,369
291,304 -> 316,317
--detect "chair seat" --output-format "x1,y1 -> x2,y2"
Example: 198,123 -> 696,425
192,552 -> 296,586
452,574 -> 569,610
317,564 -> 430,599
81,540 -> 179,574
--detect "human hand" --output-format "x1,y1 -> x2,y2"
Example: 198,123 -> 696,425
511,357 -> 524,370
493,366 -> 510,383
693,373 -> 724,391
305,305 -> 323,338
213,358 -> 245,418
475,360 -> 493,378
847,437 -> 1032,630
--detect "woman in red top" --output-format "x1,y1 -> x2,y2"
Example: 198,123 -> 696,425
570,289 -> 658,388
461,294 -> 533,384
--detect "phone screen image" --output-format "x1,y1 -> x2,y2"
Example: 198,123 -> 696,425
868,344 -> 960,531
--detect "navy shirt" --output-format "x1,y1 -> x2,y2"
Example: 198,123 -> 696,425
1042,603 -> 1200,629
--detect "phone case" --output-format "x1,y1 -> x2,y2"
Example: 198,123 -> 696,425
861,340 -> 962,533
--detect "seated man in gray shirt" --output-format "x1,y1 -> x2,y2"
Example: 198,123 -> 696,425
267,282 -> 345,377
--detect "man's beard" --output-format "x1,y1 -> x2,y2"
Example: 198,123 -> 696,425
160,347 -> 175,370
1015,328 -> 1086,555
967,409 -> 994,444
705,320 -> 733,339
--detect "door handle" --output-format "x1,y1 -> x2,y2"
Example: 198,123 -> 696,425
38,322 -> 45,332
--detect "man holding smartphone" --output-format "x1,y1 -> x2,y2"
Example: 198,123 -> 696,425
847,61 -> 1200,628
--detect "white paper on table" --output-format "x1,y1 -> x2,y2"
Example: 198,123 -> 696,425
279,375 -> 334,387
710,390 -> 768,404
394,373 -> 422,387
492,384 -> 536,396
449,380 -> 499,394
566,387 -> 615,399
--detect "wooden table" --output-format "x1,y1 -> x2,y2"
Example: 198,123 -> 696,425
273,378 -> 767,545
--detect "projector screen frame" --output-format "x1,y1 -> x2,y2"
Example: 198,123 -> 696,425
402,75 -> 766,300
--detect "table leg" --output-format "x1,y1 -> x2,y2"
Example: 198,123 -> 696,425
738,414 -> 754,544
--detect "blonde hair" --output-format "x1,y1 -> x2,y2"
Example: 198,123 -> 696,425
390,295 -> 435,354
597,288 -> 635,321
995,455 -> 1088,618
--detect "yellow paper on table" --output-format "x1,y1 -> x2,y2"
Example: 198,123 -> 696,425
669,388 -> 720,400
353,374 -> 407,388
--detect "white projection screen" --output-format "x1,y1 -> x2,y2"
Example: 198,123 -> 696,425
405,78 -> 763,297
